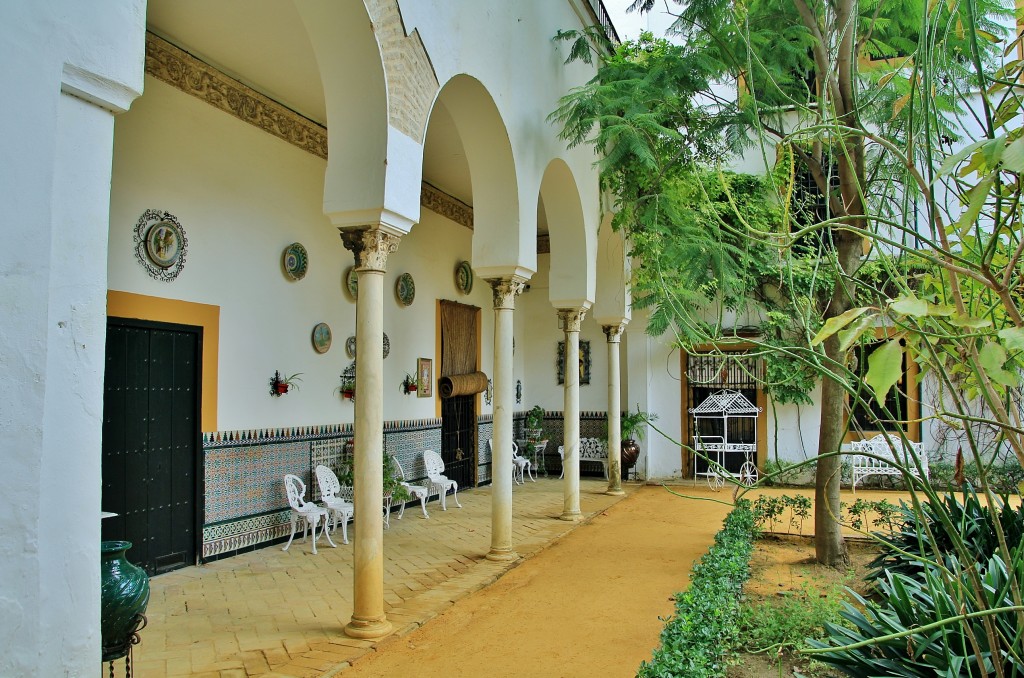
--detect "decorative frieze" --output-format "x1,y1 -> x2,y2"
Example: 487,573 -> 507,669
145,32 -> 329,159
421,182 -> 474,229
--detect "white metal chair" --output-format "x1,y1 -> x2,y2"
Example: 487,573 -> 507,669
423,449 -> 461,510
391,455 -> 430,520
489,439 -> 532,485
283,474 -> 336,554
314,465 -> 354,544
558,445 -> 565,479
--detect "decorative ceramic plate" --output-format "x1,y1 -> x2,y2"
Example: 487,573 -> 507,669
344,333 -> 390,359
145,220 -> 183,269
345,267 -> 358,300
456,261 -> 473,294
282,243 -> 308,281
311,323 -> 332,354
396,273 -> 415,306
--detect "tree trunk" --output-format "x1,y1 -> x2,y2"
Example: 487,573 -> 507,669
815,336 -> 851,567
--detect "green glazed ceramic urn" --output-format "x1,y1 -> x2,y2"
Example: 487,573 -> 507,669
100,540 -> 150,662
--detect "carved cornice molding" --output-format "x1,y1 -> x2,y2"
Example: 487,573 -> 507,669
145,32 -> 329,159
421,182 -> 473,230
145,33 -> 475,230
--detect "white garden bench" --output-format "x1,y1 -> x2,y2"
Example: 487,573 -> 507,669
849,433 -> 928,491
557,437 -> 608,479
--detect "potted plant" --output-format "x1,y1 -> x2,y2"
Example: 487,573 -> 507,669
401,372 -> 419,395
269,370 -> 302,397
619,407 -> 658,473
524,405 -> 545,440
337,374 -> 356,401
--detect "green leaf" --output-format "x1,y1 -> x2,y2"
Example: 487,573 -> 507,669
978,340 -> 1018,386
956,174 -> 995,235
811,307 -> 871,346
865,340 -> 904,407
949,314 -> 992,328
838,315 -> 875,353
890,295 -> 928,317
998,327 -> 1024,351
925,303 -> 956,316
937,139 -> 987,176
1001,136 -> 1024,172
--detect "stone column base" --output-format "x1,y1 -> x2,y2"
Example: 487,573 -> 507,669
605,488 -> 626,496
559,511 -> 583,522
485,547 -> 518,562
345,615 -> 393,640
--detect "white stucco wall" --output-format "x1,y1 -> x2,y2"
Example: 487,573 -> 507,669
0,2 -> 145,675
110,77 -> 494,431
519,255 -> 610,413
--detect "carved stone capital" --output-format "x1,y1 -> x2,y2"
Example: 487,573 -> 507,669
602,324 -> 626,343
340,228 -> 401,273
558,308 -> 588,333
486,276 -> 528,310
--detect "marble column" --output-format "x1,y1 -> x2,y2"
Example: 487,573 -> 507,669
558,308 -> 587,521
340,227 -> 400,640
485,276 -> 526,561
603,324 -> 626,495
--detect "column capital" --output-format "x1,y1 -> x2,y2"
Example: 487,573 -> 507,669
602,323 -> 626,342
340,227 -> 401,273
557,308 -> 588,333
486,276 -> 529,310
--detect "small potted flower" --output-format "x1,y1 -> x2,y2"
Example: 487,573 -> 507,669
269,371 -> 302,397
401,372 -> 419,395
337,374 -> 356,401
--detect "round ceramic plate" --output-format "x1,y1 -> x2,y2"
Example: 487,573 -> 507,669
345,267 -> 358,300
456,261 -> 473,294
145,220 -> 183,269
311,322 -> 332,354
283,243 -> 308,281
396,272 -> 415,306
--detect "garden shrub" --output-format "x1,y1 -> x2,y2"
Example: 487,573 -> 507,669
638,500 -> 758,678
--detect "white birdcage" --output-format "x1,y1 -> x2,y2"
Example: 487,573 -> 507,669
689,389 -> 761,490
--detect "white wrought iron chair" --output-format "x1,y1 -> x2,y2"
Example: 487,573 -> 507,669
314,465 -> 354,544
391,455 -> 430,520
423,449 -> 461,510
489,439 -> 532,485
283,473 -> 336,554
558,445 -> 565,479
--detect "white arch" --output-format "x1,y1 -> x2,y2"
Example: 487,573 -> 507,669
427,74 -> 530,276
297,0 -> 417,232
542,158 -> 595,308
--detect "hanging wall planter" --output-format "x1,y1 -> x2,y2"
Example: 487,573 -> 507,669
100,540 -> 150,662
269,370 -> 302,397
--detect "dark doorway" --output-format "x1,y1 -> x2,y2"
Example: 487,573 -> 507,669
102,318 -> 202,576
440,300 -> 480,487
441,394 -> 475,488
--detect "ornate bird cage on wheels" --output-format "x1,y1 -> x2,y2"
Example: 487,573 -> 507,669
689,389 -> 762,490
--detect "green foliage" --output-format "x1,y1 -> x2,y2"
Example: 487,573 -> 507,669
928,459 -> 1024,495
810,553 -> 1024,676
867,489 -> 1024,582
339,456 -> 411,504
525,405 -> 545,432
621,406 -> 658,443
740,578 -> 849,656
752,494 -> 814,534
638,500 -> 758,678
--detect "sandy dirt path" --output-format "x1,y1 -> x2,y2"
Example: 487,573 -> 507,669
340,485 -> 732,678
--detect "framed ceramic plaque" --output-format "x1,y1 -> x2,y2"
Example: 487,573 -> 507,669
133,209 -> 187,282
282,243 -> 308,281
311,323 -> 332,354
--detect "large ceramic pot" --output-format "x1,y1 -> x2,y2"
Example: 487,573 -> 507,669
621,439 -> 641,471
101,541 -> 150,662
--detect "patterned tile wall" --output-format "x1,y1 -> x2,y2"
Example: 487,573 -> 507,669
201,412 -> 608,559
